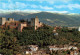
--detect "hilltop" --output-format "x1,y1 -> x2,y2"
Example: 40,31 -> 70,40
0,12 -> 80,27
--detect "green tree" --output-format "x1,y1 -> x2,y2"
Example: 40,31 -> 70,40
0,34 -> 20,55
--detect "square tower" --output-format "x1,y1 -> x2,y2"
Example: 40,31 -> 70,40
35,16 -> 40,30
0,17 -> 6,25
31,16 -> 40,30
8,18 -> 14,22
31,18 -> 35,26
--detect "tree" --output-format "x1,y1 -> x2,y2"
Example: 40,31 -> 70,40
0,34 -> 20,55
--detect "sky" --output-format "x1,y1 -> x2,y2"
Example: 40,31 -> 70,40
0,0 -> 80,13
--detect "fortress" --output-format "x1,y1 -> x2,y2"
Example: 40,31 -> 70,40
0,16 -> 43,32
0,17 -> 6,25
0,17 -> 14,25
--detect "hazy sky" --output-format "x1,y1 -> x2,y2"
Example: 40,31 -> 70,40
0,0 -> 80,13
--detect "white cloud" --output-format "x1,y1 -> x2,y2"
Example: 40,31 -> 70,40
58,0 -> 71,3
0,0 -> 72,5
68,4 -> 80,10
46,11 -> 68,13
40,5 -> 53,10
15,2 -> 27,8
0,9 -> 69,14
54,4 -> 80,10
8,0 -> 12,3
0,1 -> 53,10
21,9 -> 41,13
23,0 -> 54,4
0,9 -> 41,13
1,3 -> 6,9
0,2 -> 27,10
24,0 -> 72,4
30,5 -> 38,8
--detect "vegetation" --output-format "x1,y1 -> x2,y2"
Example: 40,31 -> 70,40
17,25 -> 80,47
0,25 -> 80,55
0,29 -> 20,55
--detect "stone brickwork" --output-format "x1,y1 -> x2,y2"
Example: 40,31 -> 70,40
18,23 -> 27,32
0,17 -> 6,25
0,16 -> 43,32
31,16 -> 43,30
35,16 -> 40,30
8,18 -> 14,22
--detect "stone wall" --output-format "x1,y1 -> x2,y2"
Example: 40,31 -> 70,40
0,17 -> 6,25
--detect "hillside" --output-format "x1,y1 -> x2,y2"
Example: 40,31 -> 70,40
0,12 -> 80,26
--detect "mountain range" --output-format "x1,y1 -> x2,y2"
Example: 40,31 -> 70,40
0,12 -> 80,27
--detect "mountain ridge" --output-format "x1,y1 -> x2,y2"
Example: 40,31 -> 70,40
0,12 -> 80,27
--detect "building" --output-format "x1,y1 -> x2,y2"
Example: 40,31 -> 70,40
8,18 -> 14,22
48,45 -> 78,51
0,17 -> 21,29
68,27 -> 78,30
27,45 -> 38,52
0,17 -> 6,25
70,51 -> 79,55
18,16 -> 43,32
49,46 -> 60,51
78,27 -> 80,31
18,23 -> 27,32
23,50 -> 32,55
0,17 -> 15,25
31,16 -> 43,30
53,33 -> 58,36
0,16 -> 43,32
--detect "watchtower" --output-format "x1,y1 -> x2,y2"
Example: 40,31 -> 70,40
0,17 -> 6,25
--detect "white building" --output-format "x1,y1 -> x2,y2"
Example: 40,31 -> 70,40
48,45 -> 78,51
78,27 -> 80,31
49,46 -> 60,51
28,45 -> 38,52
25,51 -> 32,55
